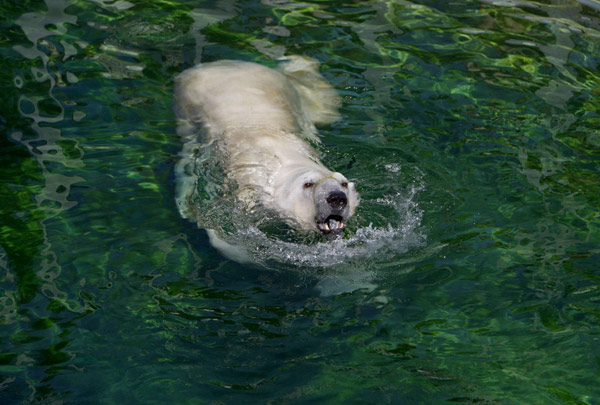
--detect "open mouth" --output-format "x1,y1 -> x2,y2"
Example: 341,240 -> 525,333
317,215 -> 346,234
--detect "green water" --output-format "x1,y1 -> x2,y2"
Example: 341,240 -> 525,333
2,0 -> 600,403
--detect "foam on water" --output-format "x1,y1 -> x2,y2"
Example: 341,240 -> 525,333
234,184 -> 425,268
224,181 -> 426,295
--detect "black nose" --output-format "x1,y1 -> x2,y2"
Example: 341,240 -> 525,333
327,191 -> 347,209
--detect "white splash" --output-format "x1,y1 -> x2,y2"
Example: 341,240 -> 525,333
224,183 -> 426,295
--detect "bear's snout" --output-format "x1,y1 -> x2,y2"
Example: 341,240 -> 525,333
327,191 -> 348,209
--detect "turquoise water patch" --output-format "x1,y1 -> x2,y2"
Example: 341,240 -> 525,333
1,0 -> 600,403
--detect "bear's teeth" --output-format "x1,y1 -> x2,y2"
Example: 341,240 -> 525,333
318,220 -> 345,232
328,220 -> 344,230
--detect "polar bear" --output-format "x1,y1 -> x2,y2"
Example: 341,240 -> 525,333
174,56 -> 359,259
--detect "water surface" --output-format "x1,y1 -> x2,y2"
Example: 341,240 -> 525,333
1,0 -> 600,403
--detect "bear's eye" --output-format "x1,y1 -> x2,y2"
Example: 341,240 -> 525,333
341,182 -> 348,188
304,182 -> 314,189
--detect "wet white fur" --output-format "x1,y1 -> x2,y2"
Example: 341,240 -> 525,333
174,56 -> 359,256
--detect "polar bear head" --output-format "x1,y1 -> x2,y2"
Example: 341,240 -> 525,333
273,166 -> 359,235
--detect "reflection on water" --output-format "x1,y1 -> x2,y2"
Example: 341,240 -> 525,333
12,0 -> 88,313
2,0 -> 600,403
